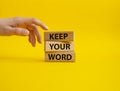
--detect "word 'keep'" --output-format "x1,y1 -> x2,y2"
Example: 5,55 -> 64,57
49,33 -> 68,40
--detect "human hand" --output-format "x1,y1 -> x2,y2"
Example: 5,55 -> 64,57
0,17 -> 48,47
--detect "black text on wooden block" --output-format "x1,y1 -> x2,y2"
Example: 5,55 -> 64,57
45,41 -> 74,51
45,52 -> 75,62
44,31 -> 74,41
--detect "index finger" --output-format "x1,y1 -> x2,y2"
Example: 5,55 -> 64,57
24,18 -> 49,30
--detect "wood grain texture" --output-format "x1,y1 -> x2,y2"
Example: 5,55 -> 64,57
45,51 -> 75,62
44,31 -> 74,41
45,41 -> 74,51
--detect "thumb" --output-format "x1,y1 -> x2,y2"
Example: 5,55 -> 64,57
11,27 -> 29,36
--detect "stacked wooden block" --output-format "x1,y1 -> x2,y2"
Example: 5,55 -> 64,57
44,31 -> 75,62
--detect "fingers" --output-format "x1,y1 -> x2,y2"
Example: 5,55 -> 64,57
29,24 -> 42,43
13,17 -> 49,30
8,26 -> 37,47
8,24 -> 42,47
10,17 -> 49,47
29,30 -> 36,47
30,18 -> 49,30
9,27 -> 29,36
27,24 -> 42,46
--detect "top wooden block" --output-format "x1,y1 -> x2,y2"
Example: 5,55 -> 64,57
44,31 -> 74,41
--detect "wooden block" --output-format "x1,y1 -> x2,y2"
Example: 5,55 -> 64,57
45,41 -> 74,51
45,51 -> 75,62
44,31 -> 74,41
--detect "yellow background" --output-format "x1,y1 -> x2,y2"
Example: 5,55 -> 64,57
0,0 -> 120,91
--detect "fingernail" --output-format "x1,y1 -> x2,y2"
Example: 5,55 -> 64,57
39,40 -> 42,44
38,38 -> 42,44
24,30 -> 29,35
32,43 -> 36,47
45,26 -> 49,30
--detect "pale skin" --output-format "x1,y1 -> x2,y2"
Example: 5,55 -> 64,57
0,17 -> 48,47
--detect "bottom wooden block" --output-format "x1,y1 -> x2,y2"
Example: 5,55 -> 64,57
45,51 -> 75,62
